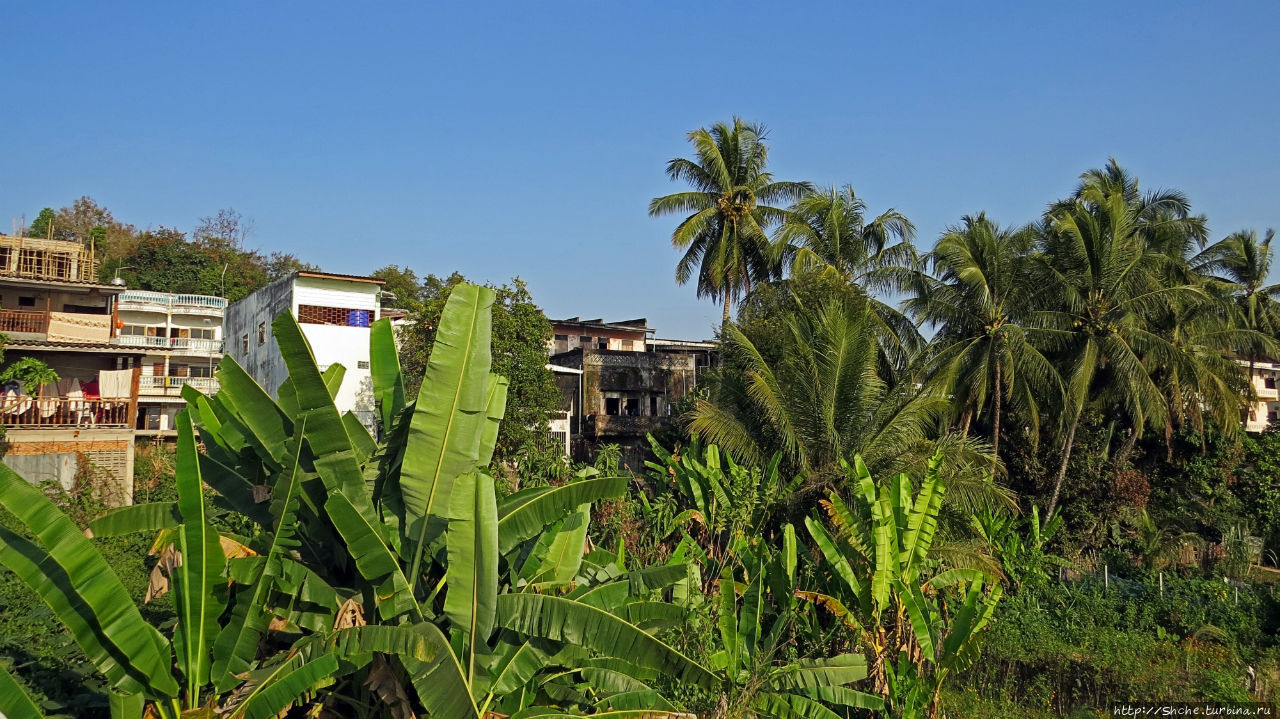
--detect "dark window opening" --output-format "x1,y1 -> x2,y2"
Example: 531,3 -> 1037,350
650,396 -> 659,416
242,335 -> 249,353
1266,377 -> 1276,389
624,398 -> 640,416
17,296 -> 35,308
579,335 -> 591,344
358,360 -> 370,369
554,334 -> 568,342
258,322 -> 267,345
605,398 -> 620,416
597,338 -> 609,349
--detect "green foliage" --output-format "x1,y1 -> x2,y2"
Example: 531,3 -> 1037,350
399,272 -> 562,463
0,358 -> 59,394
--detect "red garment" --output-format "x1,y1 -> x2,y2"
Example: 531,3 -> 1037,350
81,379 -> 100,400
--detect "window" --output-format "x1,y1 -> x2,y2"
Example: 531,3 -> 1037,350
189,365 -> 212,378
554,334 -> 568,342
190,328 -> 215,340
17,296 -> 34,308
605,397 -> 620,416
171,364 -> 189,378
624,398 -> 641,416
297,305 -> 373,327
242,335 -> 249,353
1266,377 -> 1276,389
579,336 -> 592,345
622,340 -> 634,351
120,325 -> 148,336
258,322 -> 267,345
597,338 -> 609,349
357,360 -> 370,369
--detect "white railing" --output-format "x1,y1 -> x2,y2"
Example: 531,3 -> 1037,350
139,376 -> 219,393
118,290 -> 227,311
112,336 -> 223,353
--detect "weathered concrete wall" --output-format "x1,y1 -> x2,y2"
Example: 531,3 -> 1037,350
1,428 -> 135,506
225,275 -> 295,398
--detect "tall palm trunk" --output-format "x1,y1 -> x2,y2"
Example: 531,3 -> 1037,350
991,360 -> 1002,469
722,293 -> 732,330
1046,411 -> 1079,519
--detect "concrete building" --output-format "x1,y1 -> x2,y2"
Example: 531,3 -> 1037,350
225,271 -> 385,431
0,234 -> 141,503
113,290 -> 226,434
548,316 -> 711,468
1242,360 -> 1280,432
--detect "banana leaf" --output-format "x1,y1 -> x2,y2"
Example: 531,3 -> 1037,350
369,317 -> 406,430
496,476 -> 628,554
445,470 -> 499,682
477,373 -> 509,467
0,465 -> 179,698
0,663 -> 44,719
85,502 -> 180,538
401,284 -> 494,585
237,652 -> 338,719
172,411 -> 227,697
496,593 -> 717,689
215,356 -> 292,466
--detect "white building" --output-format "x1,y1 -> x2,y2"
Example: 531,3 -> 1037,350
225,271 -> 385,431
112,290 -> 225,433
1242,360 -> 1280,432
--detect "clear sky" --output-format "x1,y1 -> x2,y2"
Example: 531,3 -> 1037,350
2,2 -> 1277,339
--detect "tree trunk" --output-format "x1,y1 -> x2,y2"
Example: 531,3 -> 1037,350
992,361 -> 1002,469
721,292 -> 732,331
1113,425 -> 1140,469
958,403 -> 973,438
1046,412 -> 1080,519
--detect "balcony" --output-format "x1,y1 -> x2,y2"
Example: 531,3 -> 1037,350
117,290 -> 227,316
138,375 -> 219,397
0,396 -> 132,428
1256,383 -> 1279,400
0,309 -> 113,343
583,413 -> 666,438
111,335 -> 223,355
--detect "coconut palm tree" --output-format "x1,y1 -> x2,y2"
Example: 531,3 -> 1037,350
775,185 -> 925,364
1034,184 -> 1205,518
686,298 -> 1011,509
649,118 -> 811,328
906,213 -> 1062,464
1192,228 -> 1280,346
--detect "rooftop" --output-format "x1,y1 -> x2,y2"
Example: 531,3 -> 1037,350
551,317 -> 654,333
0,234 -> 102,285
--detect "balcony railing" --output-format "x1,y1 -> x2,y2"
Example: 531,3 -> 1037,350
0,309 -> 49,334
0,309 -> 113,343
0,396 -> 131,428
117,290 -> 227,312
583,414 -> 666,437
138,376 -> 219,396
112,335 -> 223,353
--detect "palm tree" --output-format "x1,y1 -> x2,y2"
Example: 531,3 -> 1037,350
906,213 -> 1062,464
1192,228 -> 1280,353
775,185 -> 918,286
686,299 -> 1012,509
775,185 -> 925,364
649,118 -> 811,328
1034,183 -> 1205,518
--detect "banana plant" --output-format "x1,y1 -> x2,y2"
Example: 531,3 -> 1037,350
707,525 -> 884,719
0,410 -> 340,719
86,283 -> 715,718
802,454 -> 1002,719
644,435 -> 799,565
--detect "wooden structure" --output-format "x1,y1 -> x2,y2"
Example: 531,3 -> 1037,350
0,234 -> 99,283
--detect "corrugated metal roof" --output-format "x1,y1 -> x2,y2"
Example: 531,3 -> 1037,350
5,338 -> 149,354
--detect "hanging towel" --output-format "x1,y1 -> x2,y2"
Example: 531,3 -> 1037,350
98,369 -> 134,399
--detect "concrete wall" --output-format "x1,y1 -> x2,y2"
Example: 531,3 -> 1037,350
550,325 -> 648,354
226,274 -> 380,430
225,275 -> 295,398
0,287 -> 113,313
1,428 -> 135,506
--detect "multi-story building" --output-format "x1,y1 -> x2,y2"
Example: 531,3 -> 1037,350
548,316 -> 711,469
0,234 -> 142,503
113,290 -> 226,434
225,271 -> 385,431
1242,360 -> 1280,432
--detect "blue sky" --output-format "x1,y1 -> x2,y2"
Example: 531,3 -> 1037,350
2,2 -> 1277,339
